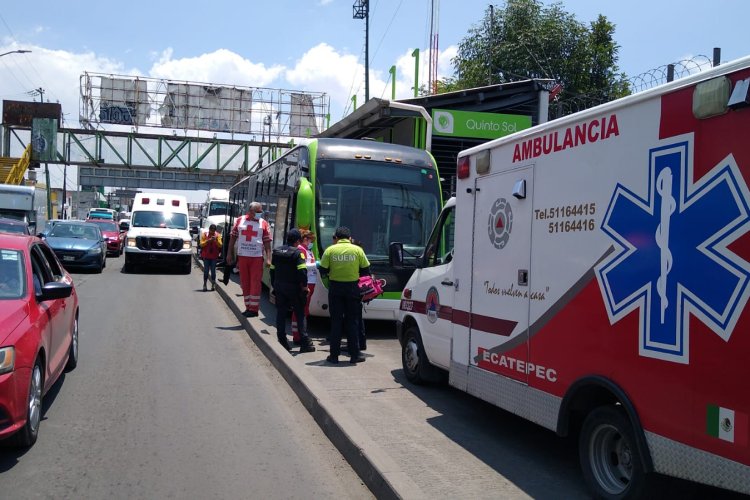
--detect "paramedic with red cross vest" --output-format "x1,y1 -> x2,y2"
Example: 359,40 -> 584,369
226,202 -> 272,317
319,226 -> 370,364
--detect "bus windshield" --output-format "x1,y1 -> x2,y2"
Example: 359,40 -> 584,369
315,159 -> 441,263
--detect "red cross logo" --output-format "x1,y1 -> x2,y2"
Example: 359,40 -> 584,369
241,221 -> 259,240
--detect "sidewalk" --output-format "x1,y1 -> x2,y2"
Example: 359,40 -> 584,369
200,258 -> 545,500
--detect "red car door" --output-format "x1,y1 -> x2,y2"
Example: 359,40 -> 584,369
29,245 -> 70,384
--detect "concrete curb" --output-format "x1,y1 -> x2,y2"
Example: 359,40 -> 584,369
195,255 -> 424,500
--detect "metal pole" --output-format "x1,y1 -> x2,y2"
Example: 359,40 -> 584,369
35,87 -> 53,219
62,163 -> 67,220
412,49 -> 419,97
365,0 -> 369,102
389,66 -> 396,100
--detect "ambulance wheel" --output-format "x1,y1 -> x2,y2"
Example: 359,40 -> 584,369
402,326 -> 430,385
579,406 -> 650,499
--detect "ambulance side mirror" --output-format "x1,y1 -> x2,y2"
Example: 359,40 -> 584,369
389,242 -> 404,268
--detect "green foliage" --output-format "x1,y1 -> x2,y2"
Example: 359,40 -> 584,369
445,0 -> 630,113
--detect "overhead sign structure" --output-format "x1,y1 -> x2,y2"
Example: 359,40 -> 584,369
432,108 -> 531,140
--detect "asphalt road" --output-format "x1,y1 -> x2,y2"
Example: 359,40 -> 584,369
0,256 -> 371,499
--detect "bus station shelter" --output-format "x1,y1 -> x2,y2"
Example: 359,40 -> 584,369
319,79 -> 554,196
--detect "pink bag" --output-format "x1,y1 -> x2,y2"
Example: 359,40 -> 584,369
358,275 -> 386,303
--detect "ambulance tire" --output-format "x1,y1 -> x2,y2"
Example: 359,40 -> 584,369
402,326 -> 432,385
579,406 -> 652,499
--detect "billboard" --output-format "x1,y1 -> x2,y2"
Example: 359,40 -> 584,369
99,77 -> 151,126
160,84 -> 253,133
2,100 -> 61,127
290,93 -> 320,137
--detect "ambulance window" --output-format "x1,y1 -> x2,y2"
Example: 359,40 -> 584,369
425,206 -> 455,267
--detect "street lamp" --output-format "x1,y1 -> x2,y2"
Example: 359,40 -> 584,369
0,49 -> 31,58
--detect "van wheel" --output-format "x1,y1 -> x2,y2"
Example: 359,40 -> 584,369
14,359 -> 43,448
183,258 -> 192,274
123,254 -> 134,273
579,406 -> 651,499
402,326 -> 430,385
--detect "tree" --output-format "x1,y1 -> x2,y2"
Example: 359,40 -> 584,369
443,0 -> 629,115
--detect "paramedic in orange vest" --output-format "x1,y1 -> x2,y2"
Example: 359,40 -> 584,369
226,201 -> 272,317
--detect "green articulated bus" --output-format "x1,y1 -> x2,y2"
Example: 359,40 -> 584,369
228,138 -> 443,320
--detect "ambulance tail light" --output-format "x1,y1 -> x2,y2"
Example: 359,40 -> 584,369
403,288 -> 412,299
457,156 -> 470,179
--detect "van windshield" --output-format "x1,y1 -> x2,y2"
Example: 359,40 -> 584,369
132,211 -> 188,229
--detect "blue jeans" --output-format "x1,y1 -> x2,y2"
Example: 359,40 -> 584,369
328,281 -> 361,359
203,258 -> 217,283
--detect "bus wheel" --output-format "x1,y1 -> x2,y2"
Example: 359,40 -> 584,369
579,406 -> 651,499
402,326 -> 429,385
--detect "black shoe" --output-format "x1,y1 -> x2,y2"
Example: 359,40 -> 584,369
221,271 -> 231,285
299,343 -> 316,353
325,355 -> 339,364
359,343 -> 367,351
202,283 -> 208,291
349,355 -> 366,364
242,310 -> 258,318
292,339 -> 303,346
279,339 -> 292,351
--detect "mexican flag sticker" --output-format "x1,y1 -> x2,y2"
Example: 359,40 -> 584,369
707,405 -> 748,444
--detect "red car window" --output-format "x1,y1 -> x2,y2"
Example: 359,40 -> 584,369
0,249 -> 25,299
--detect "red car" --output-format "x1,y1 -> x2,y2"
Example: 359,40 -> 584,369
87,219 -> 125,256
0,235 -> 79,447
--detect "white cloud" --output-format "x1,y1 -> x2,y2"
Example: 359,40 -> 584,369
285,43 -> 365,118
0,44 -> 131,126
148,48 -> 284,88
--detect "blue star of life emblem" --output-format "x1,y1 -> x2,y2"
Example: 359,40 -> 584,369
596,137 -> 750,363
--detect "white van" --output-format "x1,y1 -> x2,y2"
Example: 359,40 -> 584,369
123,193 -> 192,273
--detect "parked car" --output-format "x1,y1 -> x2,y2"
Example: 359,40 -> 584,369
42,221 -> 107,273
0,234 -> 79,447
86,219 -> 125,256
0,217 -> 30,235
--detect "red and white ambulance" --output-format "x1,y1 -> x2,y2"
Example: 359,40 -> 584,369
395,56 -> 750,497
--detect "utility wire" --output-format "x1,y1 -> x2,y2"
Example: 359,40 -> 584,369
0,13 -> 58,103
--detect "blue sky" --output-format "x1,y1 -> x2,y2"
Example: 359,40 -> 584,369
1,0 -> 748,194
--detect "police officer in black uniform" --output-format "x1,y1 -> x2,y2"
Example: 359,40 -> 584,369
270,229 -> 316,353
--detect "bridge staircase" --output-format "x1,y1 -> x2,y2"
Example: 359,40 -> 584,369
0,144 -> 32,185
